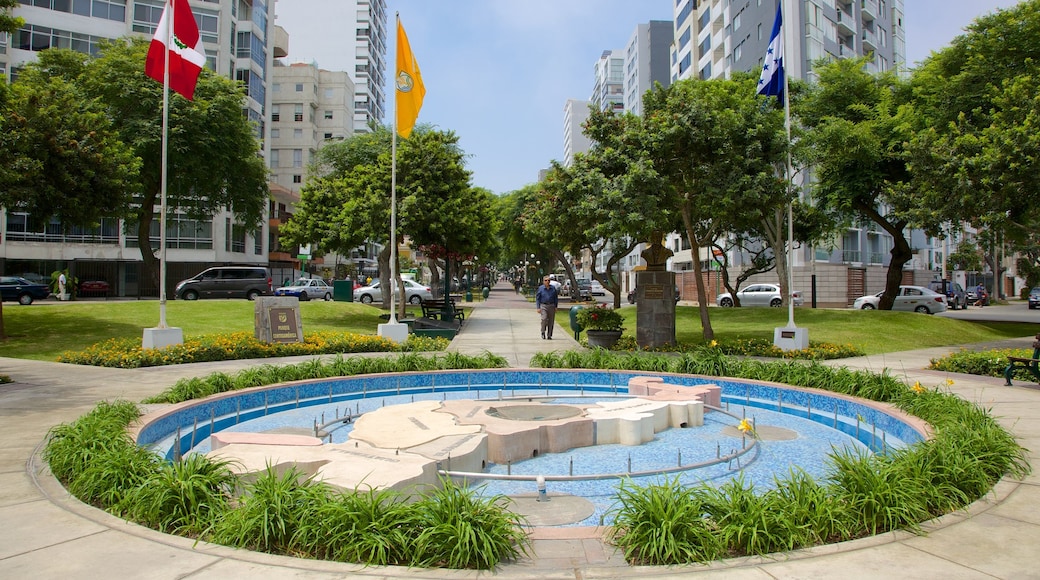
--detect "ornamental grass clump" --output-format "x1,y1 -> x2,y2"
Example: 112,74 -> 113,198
575,304 -> 624,331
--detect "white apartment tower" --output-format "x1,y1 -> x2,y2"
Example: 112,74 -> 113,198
671,0 -> 905,83
623,20 -> 672,116
348,0 -> 387,133
562,99 -> 593,166
1,0 -> 284,296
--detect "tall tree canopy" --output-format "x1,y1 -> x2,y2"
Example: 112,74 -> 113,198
583,77 -> 788,338
29,40 -> 270,285
909,0 -> 1040,290
281,126 -> 494,310
798,58 -> 935,310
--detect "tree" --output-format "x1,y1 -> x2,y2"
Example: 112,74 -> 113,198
909,1 -> 1040,297
614,77 -> 789,339
0,0 -> 23,36
0,55 -> 138,339
282,127 -> 489,315
0,68 -> 139,230
799,58 -> 935,310
531,139 -> 668,309
30,40 -> 269,288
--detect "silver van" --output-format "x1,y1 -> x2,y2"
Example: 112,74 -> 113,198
175,266 -> 271,300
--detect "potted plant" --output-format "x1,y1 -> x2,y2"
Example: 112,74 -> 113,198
575,304 -> 624,348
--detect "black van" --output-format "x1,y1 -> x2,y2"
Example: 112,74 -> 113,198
175,266 -> 271,300
927,280 -> 966,310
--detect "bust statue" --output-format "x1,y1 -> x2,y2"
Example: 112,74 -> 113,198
641,230 -> 673,271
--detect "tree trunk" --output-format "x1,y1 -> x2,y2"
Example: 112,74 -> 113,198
682,208 -> 714,341
866,208 -> 912,310
377,245 -> 392,310
760,207 -> 790,305
136,191 -> 160,295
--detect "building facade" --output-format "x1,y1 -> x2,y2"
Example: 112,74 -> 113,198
0,0 -> 284,297
562,99 -> 593,167
664,0 -> 915,306
346,0 -> 387,134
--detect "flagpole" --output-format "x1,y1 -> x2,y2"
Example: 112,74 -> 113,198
388,13 -> 401,325
158,0 -> 172,329
782,0 -> 794,330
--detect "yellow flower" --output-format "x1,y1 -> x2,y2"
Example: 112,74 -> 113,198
738,418 -> 752,433
945,378 -> 955,386
912,381 -> 926,393
710,340 -> 719,348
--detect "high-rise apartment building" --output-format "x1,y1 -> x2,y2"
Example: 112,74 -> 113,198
590,49 -> 625,114
668,0 -> 919,307
671,0 -> 905,84
623,20 -> 672,116
562,99 -> 593,167
348,0 -> 387,133
0,0 -> 284,296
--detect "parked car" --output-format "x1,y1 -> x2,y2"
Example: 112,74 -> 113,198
852,285 -> 947,314
927,280 -> 967,310
78,280 -> 111,298
1028,287 -> 1040,310
561,280 -> 591,301
354,278 -> 433,304
175,266 -> 272,300
627,285 -> 681,304
716,283 -> 804,308
0,276 -> 51,305
274,277 -> 333,301
589,280 -> 606,296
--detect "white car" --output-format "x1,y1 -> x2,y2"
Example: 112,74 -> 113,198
354,279 -> 433,305
852,285 -> 947,314
273,277 -> 333,301
716,283 -> 803,308
589,280 -> 606,296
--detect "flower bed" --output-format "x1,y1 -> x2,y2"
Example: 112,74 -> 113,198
930,347 -> 1038,382
56,331 -> 448,368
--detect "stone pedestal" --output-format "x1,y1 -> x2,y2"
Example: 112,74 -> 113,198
142,327 -> 183,349
255,297 -> 303,343
635,271 -> 676,349
773,326 -> 809,351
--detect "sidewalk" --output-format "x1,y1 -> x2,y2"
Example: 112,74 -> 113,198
0,282 -> 1037,578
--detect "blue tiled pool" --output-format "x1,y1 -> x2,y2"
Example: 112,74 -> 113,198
136,370 -> 927,526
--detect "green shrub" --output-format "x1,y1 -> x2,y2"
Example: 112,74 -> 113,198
121,454 -> 237,535
410,479 -> 529,569
607,477 -> 724,565
209,465 -> 332,554
56,331 -> 449,369
573,336 -> 863,360
929,348 -> 1037,382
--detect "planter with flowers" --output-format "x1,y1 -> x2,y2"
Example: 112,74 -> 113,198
575,305 -> 624,349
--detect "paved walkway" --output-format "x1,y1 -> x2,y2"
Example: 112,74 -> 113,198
0,282 -> 1038,578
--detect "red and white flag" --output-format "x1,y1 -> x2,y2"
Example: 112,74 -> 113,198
144,0 -> 205,100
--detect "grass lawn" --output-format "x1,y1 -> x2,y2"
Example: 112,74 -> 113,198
1,300 -> 1034,362
559,305 -> 1036,356
0,300 -> 428,361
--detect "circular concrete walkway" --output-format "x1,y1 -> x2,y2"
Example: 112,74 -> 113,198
0,283 -> 1038,578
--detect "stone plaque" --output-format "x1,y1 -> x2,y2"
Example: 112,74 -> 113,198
255,297 -> 303,343
269,307 -> 300,343
643,284 -> 664,300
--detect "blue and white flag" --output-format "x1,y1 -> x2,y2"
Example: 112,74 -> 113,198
757,2 -> 784,100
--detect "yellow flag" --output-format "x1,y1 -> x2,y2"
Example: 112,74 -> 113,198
395,18 -> 425,139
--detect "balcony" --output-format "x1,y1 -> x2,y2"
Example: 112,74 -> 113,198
835,7 -> 856,35
862,28 -> 878,52
869,252 -> 886,265
860,0 -> 877,22
842,250 -> 862,263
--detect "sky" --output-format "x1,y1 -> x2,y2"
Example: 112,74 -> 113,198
273,0 -> 1023,196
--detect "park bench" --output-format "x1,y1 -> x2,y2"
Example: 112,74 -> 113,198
1004,333 -> 1040,386
420,298 -> 464,324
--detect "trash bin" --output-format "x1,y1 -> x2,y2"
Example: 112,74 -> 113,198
333,279 -> 354,302
569,306 -> 584,341
481,286 -> 490,299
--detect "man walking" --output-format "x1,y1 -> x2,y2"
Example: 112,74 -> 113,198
535,275 -> 559,340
